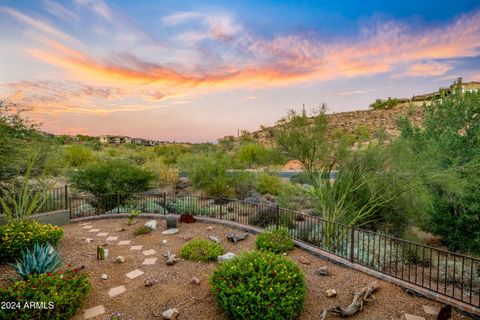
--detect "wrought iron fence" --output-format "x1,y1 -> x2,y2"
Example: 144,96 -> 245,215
0,185 -> 68,215
68,192 -> 480,308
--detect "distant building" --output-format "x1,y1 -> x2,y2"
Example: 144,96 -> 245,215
99,135 -> 162,146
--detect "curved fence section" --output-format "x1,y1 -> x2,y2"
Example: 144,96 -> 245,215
69,192 -> 480,309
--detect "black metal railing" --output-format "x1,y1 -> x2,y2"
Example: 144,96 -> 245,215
67,192 -> 480,308
0,185 -> 69,216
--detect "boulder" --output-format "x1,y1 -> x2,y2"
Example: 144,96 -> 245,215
162,308 -> 179,320
217,252 -> 236,262
115,256 -> 126,263
145,220 -> 157,230
298,257 -> 311,265
162,228 -> 179,235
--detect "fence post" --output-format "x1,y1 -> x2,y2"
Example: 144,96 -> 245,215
220,198 -> 223,220
68,198 -> 73,219
117,194 -> 120,213
275,205 -> 280,230
163,192 -> 167,215
350,226 -> 355,262
64,185 -> 69,210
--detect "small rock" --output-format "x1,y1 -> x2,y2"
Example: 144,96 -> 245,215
315,266 -> 329,276
101,274 -> 108,280
115,256 -> 126,263
207,226 -> 213,231
190,276 -> 200,285
144,278 -> 158,287
115,227 -> 126,232
162,240 -> 168,244
162,308 -> 179,320
282,252 -> 287,256
145,220 -> 157,230
298,257 -> 311,265
162,228 -> 179,235
325,289 -> 337,298
85,238 -> 93,243
182,235 -> 193,241
209,236 -> 220,243
217,252 -> 236,262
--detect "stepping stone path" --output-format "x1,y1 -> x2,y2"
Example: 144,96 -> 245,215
84,305 -> 105,319
97,232 -> 109,237
404,314 -> 426,320
108,285 -> 126,297
82,225 -> 93,229
142,249 -> 156,256
118,240 -> 131,245
126,269 -> 144,279
130,245 -> 143,251
89,229 -> 100,233
142,258 -> 157,265
106,236 -> 119,241
422,305 -> 440,316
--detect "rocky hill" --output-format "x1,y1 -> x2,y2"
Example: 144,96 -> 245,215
247,101 -> 426,146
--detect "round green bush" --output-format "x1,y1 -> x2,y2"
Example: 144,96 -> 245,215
0,269 -> 90,320
210,250 -> 306,320
255,228 -> 295,253
0,220 -> 63,261
180,238 -> 224,261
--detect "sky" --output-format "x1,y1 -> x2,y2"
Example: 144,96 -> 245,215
1,1 -> 480,142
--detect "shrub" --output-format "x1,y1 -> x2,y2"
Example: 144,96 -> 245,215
12,243 -> 63,279
69,159 -> 154,196
134,225 -> 153,236
255,228 -> 295,253
256,173 -> 282,196
0,220 -> 63,262
62,144 -> 94,168
369,97 -> 400,110
127,209 -> 141,225
210,251 -> 306,320
0,270 -> 90,320
180,238 -> 224,262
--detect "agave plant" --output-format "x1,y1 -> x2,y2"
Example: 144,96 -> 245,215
12,243 -> 63,279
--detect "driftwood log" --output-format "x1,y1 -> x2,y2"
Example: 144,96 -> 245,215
320,282 -> 379,320
226,231 -> 249,243
164,250 -> 180,266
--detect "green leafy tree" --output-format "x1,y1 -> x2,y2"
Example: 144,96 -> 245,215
397,86 -> 480,253
274,105 -> 330,187
62,145 -> 94,168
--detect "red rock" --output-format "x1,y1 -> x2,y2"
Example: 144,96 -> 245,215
190,276 -> 200,285
179,214 -> 196,223
299,257 -> 311,265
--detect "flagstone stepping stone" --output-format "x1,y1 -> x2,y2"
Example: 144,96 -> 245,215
130,245 -> 143,251
422,305 -> 440,316
80,222 -> 90,226
108,285 -> 126,297
118,240 -> 131,245
404,314 -> 426,320
142,249 -> 156,256
162,228 -> 179,235
89,229 -> 100,233
84,305 -> 105,319
106,236 -> 119,241
82,225 -> 93,229
126,269 -> 144,279
142,258 -> 157,265
97,232 -> 109,237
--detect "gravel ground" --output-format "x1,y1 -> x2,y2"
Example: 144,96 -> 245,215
0,218 -> 473,320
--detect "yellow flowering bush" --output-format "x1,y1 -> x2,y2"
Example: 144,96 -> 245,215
0,220 -> 63,261
210,251 -> 306,319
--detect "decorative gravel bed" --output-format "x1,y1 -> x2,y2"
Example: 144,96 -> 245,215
0,218 -> 472,319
